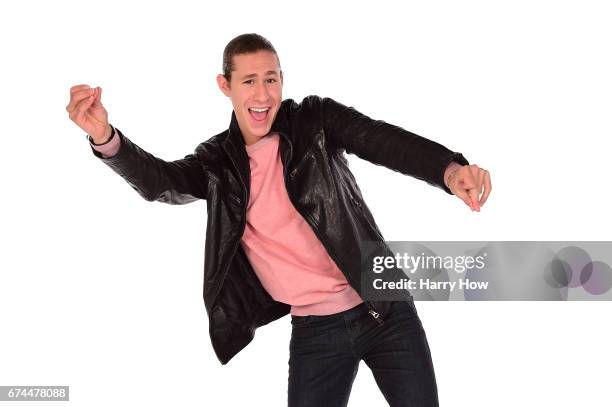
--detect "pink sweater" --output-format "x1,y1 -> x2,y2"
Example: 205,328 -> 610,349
90,126 -> 462,316
241,133 -> 364,315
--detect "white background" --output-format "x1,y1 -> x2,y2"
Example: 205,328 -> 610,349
1,0 -> 611,405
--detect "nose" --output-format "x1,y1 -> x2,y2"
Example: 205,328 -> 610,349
254,81 -> 270,103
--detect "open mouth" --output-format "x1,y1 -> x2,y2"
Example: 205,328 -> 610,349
248,107 -> 270,122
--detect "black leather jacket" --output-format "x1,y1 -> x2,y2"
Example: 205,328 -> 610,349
89,95 -> 469,364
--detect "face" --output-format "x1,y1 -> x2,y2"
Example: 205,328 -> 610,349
217,50 -> 283,145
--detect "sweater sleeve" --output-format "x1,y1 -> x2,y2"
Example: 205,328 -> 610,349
89,125 -> 121,158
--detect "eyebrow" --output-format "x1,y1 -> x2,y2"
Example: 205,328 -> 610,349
240,71 -> 279,80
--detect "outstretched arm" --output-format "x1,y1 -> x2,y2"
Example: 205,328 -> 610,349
88,125 -> 209,204
67,84 -> 210,204
321,96 -> 491,211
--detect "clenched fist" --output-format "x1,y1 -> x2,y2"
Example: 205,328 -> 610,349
66,84 -> 112,144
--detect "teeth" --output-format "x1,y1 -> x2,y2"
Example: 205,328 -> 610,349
250,107 -> 269,113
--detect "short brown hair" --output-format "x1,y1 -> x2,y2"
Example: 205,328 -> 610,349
222,33 -> 280,82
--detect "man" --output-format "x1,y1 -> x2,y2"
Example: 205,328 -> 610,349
66,33 -> 491,406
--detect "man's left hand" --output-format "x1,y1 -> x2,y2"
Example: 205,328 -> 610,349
445,164 -> 492,212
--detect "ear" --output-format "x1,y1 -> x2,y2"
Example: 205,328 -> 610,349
280,70 -> 284,85
216,74 -> 231,97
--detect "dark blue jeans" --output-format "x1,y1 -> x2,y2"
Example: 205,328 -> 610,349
288,299 -> 438,407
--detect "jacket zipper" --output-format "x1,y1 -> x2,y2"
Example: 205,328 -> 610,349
288,132 -> 321,178
350,195 -> 386,242
280,132 -> 383,324
368,309 -> 383,324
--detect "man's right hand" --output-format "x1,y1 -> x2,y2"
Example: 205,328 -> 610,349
66,84 -> 112,144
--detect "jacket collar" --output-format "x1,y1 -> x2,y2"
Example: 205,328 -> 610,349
221,101 -> 292,196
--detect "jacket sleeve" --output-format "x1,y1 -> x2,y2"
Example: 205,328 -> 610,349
320,96 -> 469,194
88,126 -> 209,204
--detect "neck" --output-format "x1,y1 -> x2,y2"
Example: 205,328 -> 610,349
242,131 -> 270,146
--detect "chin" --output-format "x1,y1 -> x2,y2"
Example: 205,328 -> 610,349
253,129 -> 270,137
251,124 -> 273,137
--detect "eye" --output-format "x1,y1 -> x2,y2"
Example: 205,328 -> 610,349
243,79 -> 254,85
266,78 -> 277,84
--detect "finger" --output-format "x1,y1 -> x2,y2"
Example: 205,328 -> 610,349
467,187 -> 480,211
458,170 -> 477,190
71,93 -> 95,123
479,171 -> 492,206
465,166 -> 484,209
72,94 -> 94,122
91,86 -> 103,108
469,164 -> 481,177
467,165 -> 481,184
449,171 -> 474,209
477,169 -> 485,200
70,84 -> 91,94
66,88 -> 95,113
67,88 -> 94,112
453,188 -> 474,210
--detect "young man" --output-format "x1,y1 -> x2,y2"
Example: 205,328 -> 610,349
66,33 -> 491,406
